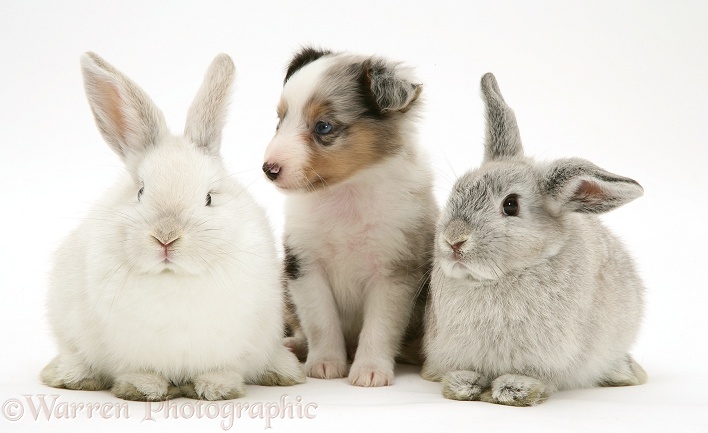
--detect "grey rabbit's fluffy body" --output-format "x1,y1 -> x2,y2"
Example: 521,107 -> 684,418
422,73 -> 647,406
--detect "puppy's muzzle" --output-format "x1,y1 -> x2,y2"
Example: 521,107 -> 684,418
262,162 -> 281,181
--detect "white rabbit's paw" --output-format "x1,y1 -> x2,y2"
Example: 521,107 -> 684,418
306,358 -> 348,379
258,350 -> 306,386
40,356 -> 110,391
112,373 -> 177,401
64,377 -> 111,391
442,371 -> 489,401
483,374 -> 549,407
194,371 -> 246,400
177,382 -> 199,399
348,361 -> 393,387
258,368 -> 306,387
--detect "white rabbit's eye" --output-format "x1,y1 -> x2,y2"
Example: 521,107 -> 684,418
502,194 -> 519,216
138,186 -> 144,202
206,193 -> 212,207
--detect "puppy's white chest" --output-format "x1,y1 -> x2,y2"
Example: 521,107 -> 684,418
287,184 -> 393,280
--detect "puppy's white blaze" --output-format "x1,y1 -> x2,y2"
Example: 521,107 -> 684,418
282,55 -> 337,111
264,56 -> 336,189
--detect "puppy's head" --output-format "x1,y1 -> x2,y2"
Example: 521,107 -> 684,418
263,47 -> 422,191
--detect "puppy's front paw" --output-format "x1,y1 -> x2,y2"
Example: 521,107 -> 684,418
481,374 -> 549,407
193,370 -> 246,400
441,370 -> 489,401
348,362 -> 394,387
112,373 -> 179,401
283,336 -> 308,363
305,359 -> 348,379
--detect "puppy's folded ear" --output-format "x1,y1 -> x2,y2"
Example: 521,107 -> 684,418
364,58 -> 422,113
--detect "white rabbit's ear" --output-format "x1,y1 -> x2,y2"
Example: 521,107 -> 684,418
544,158 -> 644,214
81,52 -> 167,165
481,73 -> 523,162
184,54 -> 235,156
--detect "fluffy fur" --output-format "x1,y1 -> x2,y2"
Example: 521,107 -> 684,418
263,48 -> 437,387
422,73 -> 647,406
40,52 -> 305,401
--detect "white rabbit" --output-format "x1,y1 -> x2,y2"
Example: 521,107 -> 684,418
40,52 -> 305,401
422,73 -> 647,406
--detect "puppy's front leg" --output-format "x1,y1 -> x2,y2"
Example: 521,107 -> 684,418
349,278 -> 415,387
289,266 -> 348,379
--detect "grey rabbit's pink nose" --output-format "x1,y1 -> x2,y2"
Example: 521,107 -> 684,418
450,240 -> 466,253
262,162 -> 281,181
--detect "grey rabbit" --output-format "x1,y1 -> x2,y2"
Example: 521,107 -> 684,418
421,72 -> 647,406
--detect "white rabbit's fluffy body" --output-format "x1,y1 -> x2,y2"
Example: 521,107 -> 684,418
41,53 -> 304,401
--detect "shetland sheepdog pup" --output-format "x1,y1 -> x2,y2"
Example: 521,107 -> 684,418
262,48 -> 437,387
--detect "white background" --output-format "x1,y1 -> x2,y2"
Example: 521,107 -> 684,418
1,1 -> 706,432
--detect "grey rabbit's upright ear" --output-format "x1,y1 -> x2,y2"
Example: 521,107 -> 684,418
81,52 -> 168,166
544,158 -> 644,215
481,73 -> 523,162
365,58 -> 422,113
184,54 -> 235,156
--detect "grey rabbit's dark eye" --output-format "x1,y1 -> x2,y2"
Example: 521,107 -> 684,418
206,193 -> 212,207
138,186 -> 144,202
502,194 -> 519,216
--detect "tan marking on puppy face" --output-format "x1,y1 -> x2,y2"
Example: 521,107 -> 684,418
302,119 -> 401,189
277,98 -> 288,120
305,97 -> 329,125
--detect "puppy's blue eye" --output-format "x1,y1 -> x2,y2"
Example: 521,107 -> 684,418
314,121 -> 333,135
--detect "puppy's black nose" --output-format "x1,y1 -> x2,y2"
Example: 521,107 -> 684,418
262,162 -> 281,181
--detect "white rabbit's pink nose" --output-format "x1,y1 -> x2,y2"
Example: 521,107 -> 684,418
152,236 -> 178,261
152,232 -> 179,246
155,238 -> 177,247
